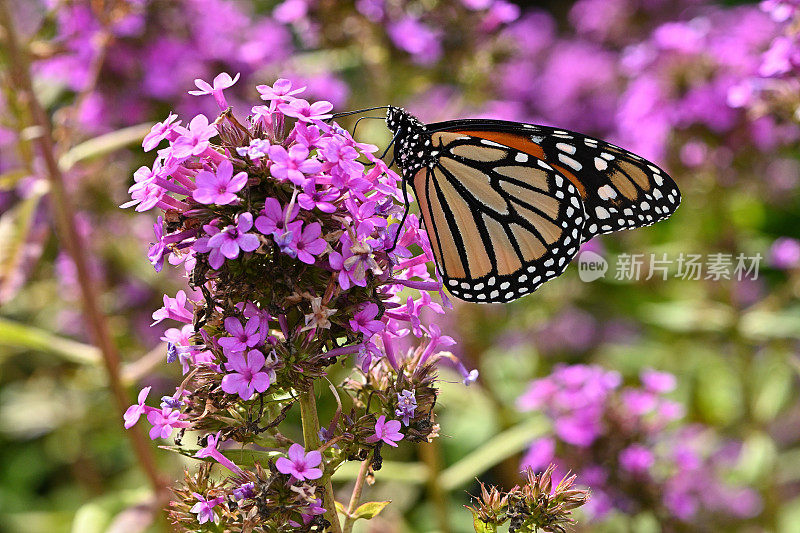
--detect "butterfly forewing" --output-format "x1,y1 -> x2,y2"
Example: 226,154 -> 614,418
427,120 -> 682,242
411,131 -> 586,303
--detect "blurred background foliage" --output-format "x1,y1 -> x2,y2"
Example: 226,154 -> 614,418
2,0 -> 800,531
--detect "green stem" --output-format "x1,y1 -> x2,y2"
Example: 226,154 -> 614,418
342,454 -> 372,533
420,440 -> 451,533
299,385 -> 343,533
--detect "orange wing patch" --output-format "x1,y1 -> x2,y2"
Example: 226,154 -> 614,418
453,130 -> 587,198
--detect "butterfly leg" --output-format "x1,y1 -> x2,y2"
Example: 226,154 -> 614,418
379,130 -> 400,160
352,115 -> 385,139
386,172 -> 412,253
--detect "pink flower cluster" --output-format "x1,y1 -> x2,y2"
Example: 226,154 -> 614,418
518,364 -> 761,523
122,73 -> 475,453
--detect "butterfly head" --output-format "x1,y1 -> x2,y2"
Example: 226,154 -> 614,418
385,106 -> 423,133
386,107 -> 433,177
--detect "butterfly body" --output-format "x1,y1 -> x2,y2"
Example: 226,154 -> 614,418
385,106 -> 681,304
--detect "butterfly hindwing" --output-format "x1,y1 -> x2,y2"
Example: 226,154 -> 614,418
426,120 -> 682,242
410,131 -> 586,303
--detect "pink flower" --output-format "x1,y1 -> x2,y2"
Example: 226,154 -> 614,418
521,437 -> 556,472
195,431 -> 243,474
273,0 -> 308,23
760,36 -> 800,77
193,222 -> 225,269
146,407 -> 185,440
207,212 -> 260,261
161,324 -> 196,372
770,237 -> 800,269
142,112 -> 180,152
122,164 -> 166,211
366,415 -> 403,447
268,144 -> 322,186
190,492 -> 224,525
278,98 -> 334,123
619,444 -> 655,474
320,135 -> 363,178
219,316 -> 262,354
622,389 -> 658,415
255,197 -> 299,236
236,138 -> 271,159
641,368 -> 677,394
188,72 -> 239,110
151,290 -> 194,325
192,160 -> 248,205
276,443 -> 323,481
123,386 -> 152,429
221,349 -> 273,400
419,323 -> 456,364
257,78 -> 305,109
172,114 -> 218,159
287,222 -> 327,264
298,182 -> 339,213
349,303 -> 384,337
554,412 -> 601,447
387,16 -> 442,64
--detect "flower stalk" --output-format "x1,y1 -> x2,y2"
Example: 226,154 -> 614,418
342,453 -> 373,533
0,0 -> 167,499
299,384 -> 343,533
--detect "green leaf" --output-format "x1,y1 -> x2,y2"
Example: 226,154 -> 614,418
639,301 -> 734,333
740,307 -> 800,340
775,449 -> 800,484
751,354 -> 794,423
440,417 -> 548,490
334,501 -> 347,515
778,495 -> 800,533
471,512 -> 498,533
0,187 -> 47,303
695,355 -> 743,426
0,317 -> 101,365
352,501 -> 391,520
58,123 -> 153,171
734,431 -> 776,485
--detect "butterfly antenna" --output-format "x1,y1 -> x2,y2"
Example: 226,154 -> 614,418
328,105 -> 390,121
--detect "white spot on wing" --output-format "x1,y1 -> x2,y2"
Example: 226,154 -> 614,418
597,185 -> 617,200
558,153 -> 582,171
556,142 -> 576,154
594,157 -> 608,171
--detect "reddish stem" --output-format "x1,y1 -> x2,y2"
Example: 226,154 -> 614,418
0,0 -> 168,500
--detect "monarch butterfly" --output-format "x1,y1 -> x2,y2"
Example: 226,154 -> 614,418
381,106 -> 681,304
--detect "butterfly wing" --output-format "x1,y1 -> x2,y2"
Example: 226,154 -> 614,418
425,119 -> 681,242
411,130 -> 586,303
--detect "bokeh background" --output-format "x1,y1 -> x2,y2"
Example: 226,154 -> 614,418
2,0 -> 800,531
